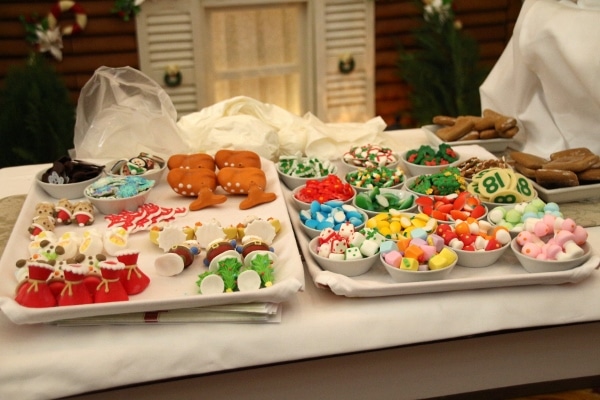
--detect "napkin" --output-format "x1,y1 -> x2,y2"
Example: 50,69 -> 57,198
177,96 -> 387,162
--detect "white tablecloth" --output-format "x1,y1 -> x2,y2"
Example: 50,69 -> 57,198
1,129 -> 600,400
480,0 -> 600,157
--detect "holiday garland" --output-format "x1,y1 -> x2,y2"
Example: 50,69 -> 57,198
397,0 -> 489,127
20,1 -> 144,61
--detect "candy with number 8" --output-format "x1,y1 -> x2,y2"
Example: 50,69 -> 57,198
467,168 -> 536,204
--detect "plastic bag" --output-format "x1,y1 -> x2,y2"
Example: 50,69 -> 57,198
73,66 -> 189,159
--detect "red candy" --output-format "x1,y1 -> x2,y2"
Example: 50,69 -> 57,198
294,175 -> 354,203
417,192 -> 486,222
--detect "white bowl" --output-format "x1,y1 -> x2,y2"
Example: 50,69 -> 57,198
300,208 -> 367,239
83,176 -> 155,215
36,168 -> 102,200
276,159 -> 337,190
291,184 -> 356,211
417,203 -> 488,224
510,238 -> 592,273
106,157 -> 167,183
453,242 -> 510,268
400,149 -> 461,177
341,151 -> 400,170
381,249 -> 457,282
308,237 -> 378,277
353,188 -> 417,218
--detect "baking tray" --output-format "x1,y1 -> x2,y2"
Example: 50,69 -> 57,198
283,188 -> 598,298
0,159 -> 305,324
532,181 -> 600,204
423,124 -> 514,154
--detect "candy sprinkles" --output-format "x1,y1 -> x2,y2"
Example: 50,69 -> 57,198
409,167 -> 467,196
278,155 -> 335,178
345,165 -> 405,189
342,144 -> 397,168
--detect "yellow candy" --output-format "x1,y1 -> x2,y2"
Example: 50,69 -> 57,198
378,225 -> 392,237
389,220 -> 402,234
366,218 -> 379,229
399,257 -> 419,271
374,213 -> 391,222
428,248 -> 457,270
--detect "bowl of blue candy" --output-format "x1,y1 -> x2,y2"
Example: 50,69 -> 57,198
84,176 -> 155,215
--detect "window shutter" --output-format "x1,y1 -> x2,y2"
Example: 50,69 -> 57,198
313,0 -> 375,122
136,0 -> 200,116
136,0 -> 374,122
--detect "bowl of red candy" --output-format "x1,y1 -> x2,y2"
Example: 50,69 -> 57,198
416,191 -> 487,223
292,174 -> 355,210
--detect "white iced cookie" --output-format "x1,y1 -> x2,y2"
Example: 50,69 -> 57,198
199,274 -> 225,295
244,219 -> 276,245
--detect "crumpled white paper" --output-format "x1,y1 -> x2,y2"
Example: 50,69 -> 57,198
74,67 -> 387,162
176,96 -> 387,161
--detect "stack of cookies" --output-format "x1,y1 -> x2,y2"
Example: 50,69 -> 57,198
510,148 -> 600,188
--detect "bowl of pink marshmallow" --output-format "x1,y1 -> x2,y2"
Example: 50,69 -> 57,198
510,214 -> 591,273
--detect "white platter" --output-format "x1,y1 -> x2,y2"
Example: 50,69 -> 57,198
423,124 -> 514,154
284,187 -> 598,298
531,180 -> 600,204
0,159 -> 305,324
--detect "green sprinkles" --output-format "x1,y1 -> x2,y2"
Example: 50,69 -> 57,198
409,167 -> 466,196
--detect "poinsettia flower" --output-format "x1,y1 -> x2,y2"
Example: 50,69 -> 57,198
36,26 -> 63,61
423,0 -> 452,22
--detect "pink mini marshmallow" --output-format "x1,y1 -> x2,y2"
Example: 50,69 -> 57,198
542,243 -> 562,260
521,242 -> 542,258
384,251 -> 403,267
552,230 -> 576,247
516,231 -> 542,247
573,225 -> 588,245
533,220 -> 552,237
559,218 -> 577,233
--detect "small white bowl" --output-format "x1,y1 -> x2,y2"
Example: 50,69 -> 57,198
381,249 -> 457,283
341,152 -> 400,170
510,239 -> 592,273
353,188 -> 417,218
417,203 -> 488,224
84,176 -> 154,215
36,168 -> 102,200
276,160 -> 337,190
308,237 -> 378,277
106,157 -> 167,183
453,242 -> 510,268
400,149 -> 461,177
291,184 -> 356,210
300,208 -> 367,239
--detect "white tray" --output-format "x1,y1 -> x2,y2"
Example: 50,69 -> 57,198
532,180 -> 600,204
0,159 -> 305,324
284,188 -> 598,297
423,124 -> 514,154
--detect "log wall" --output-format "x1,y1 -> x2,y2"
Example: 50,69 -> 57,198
0,0 -> 521,125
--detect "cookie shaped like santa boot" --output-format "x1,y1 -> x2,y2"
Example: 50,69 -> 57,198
15,261 -> 57,308
116,250 -> 150,295
95,260 -> 129,303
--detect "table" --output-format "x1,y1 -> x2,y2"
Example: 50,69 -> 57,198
1,129 -> 600,400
